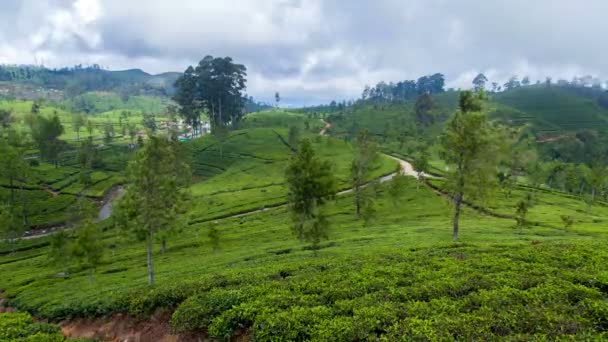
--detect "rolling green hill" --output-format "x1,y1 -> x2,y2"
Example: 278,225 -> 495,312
4,102 -> 608,340
493,86 -> 608,134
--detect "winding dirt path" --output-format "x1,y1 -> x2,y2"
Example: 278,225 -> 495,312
319,119 -> 332,136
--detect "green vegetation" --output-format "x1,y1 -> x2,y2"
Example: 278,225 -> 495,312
0,312 -> 69,341
4,62 -> 608,341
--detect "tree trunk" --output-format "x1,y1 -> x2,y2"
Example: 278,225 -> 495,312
452,192 -> 463,241
161,239 -> 166,254
19,181 -> 27,226
19,180 -> 27,227
147,234 -> 155,286
219,98 -> 222,127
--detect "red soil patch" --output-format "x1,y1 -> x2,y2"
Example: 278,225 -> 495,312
60,311 -> 203,342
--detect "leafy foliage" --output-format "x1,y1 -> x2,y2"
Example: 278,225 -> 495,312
285,139 -> 336,242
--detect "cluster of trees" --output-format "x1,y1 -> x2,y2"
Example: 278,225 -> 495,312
173,56 -> 247,133
361,73 -> 445,103
472,73 -> 606,92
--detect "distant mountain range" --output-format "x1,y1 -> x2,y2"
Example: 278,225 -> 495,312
0,65 -> 181,100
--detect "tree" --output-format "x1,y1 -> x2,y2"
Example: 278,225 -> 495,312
472,73 -> 488,91
48,230 -> 71,273
142,114 -> 157,133
0,133 -> 28,208
213,124 -> 230,159
589,164 -> 607,206
77,137 -> 99,193
351,130 -> 379,217
30,101 -> 40,115
114,134 -> 190,286
306,211 -> 329,255
103,123 -> 114,144
72,113 -> 85,141
504,76 -> 521,90
29,114 -> 65,167
515,192 -> 534,232
285,139 -> 336,243
86,120 -> 94,137
0,109 -> 12,133
561,215 -> 574,230
412,150 -> 430,181
491,82 -> 499,93
416,73 -> 445,94
414,93 -> 434,127
388,167 -> 407,206
71,219 -> 104,284
440,91 -> 506,241
275,92 -> 281,107
0,204 -> 26,248
522,76 -> 531,86
173,56 -> 247,131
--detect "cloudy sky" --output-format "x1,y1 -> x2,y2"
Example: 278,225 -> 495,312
0,0 -> 606,105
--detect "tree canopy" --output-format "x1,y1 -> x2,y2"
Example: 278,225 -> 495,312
173,56 -> 247,130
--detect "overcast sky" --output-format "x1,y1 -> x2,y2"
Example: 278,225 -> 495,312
1,0 -> 606,105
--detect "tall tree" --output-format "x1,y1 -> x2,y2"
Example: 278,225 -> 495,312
114,134 -> 190,286
71,219 -> 104,284
414,93 -> 434,127
0,109 -> 12,133
142,114 -> 157,133
472,73 -> 488,91
351,129 -> 379,217
173,56 -> 247,131
275,91 -> 281,107
29,114 -> 65,167
504,76 -> 521,90
72,113 -> 85,142
0,132 -> 28,208
0,205 -> 25,250
440,91 -> 505,241
285,139 -> 336,242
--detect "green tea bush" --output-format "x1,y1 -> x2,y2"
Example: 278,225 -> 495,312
0,312 -> 64,341
165,243 -> 608,340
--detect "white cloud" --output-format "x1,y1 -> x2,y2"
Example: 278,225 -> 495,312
0,0 -> 607,104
